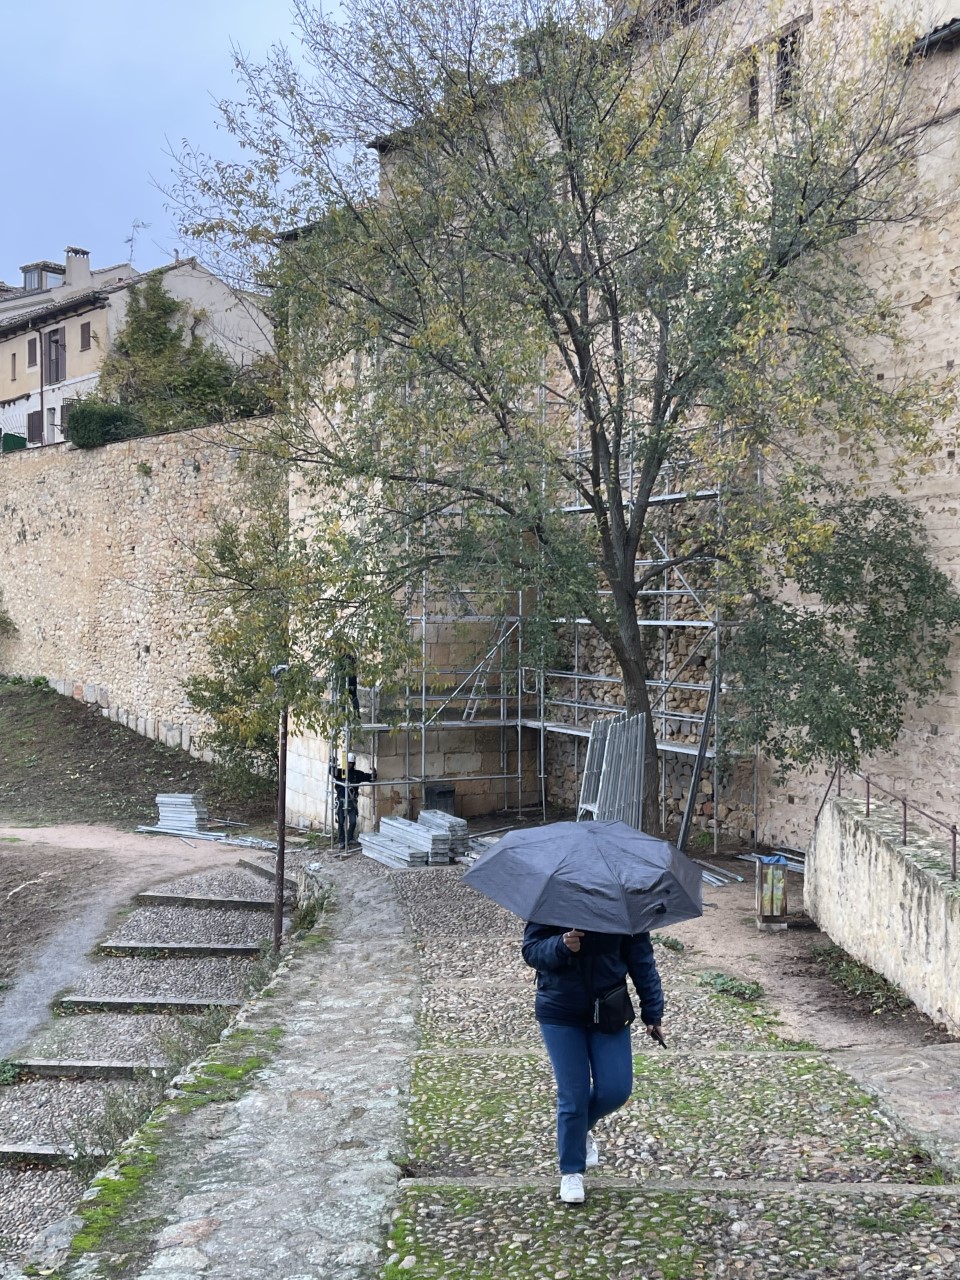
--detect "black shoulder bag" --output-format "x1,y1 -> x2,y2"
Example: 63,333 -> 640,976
581,948 -> 636,1034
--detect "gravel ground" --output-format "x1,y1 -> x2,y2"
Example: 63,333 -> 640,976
148,867 -> 273,900
0,1168 -> 83,1268
67,955 -> 257,1000
385,1186 -> 960,1279
0,1077 -> 145,1146
106,905 -> 273,946
417,976 -> 793,1051
13,1013 -> 178,1064
408,1052 -> 944,1183
392,870 -> 522,936
416,937 -> 689,985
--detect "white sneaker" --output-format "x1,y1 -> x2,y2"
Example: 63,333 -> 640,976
559,1173 -> 585,1203
585,1131 -> 599,1169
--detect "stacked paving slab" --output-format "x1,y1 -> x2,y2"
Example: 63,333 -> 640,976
0,859 -> 286,1271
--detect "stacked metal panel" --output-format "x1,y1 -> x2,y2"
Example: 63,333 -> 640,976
358,832 -> 429,869
461,834 -> 502,865
418,810 -> 469,856
577,714 -> 649,828
380,817 -> 451,864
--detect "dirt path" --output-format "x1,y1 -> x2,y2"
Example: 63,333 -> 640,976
0,825 -> 246,1059
668,860 -> 955,1051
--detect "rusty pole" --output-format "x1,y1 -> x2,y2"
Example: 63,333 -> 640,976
271,664 -> 291,954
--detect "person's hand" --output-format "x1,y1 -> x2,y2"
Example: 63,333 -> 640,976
645,1024 -> 666,1046
562,929 -> 584,953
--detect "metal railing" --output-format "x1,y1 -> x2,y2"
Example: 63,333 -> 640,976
818,764 -> 957,880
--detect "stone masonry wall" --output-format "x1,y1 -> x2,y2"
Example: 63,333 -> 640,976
0,428 -> 245,751
808,797 -> 960,1035
287,724 -> 540,832
758,95 -> 960,852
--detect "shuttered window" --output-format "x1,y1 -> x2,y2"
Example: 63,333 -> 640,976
44,327 -> 66,384
10,353 -> 15,382
79,321 -> 91,351
26,410 -> 43,445
27,337 -> 37,368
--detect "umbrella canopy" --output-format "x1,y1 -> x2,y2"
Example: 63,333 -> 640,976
463,820 -> 703,935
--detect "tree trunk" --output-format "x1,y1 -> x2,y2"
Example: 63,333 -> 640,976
618,646 -> 662,837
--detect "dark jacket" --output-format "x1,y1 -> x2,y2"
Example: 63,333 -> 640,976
522,923 -> 664,1028
329,764 -> 376,806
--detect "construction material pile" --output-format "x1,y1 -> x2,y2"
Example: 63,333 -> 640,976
152,793 -> 209,835
418,810 -> 469,856
137,794 -> 276,850
359,811 -> 470,869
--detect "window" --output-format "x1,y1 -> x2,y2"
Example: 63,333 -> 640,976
10,353 -> 16,382
79,321 -> 91,351
26,410 -> 43,445
47,407 -> 56,430
27,337 -> 37,368
61,400 -> 75,435
23,268 -> 41,292
44,327 -> 66,384
775,25 -> 803,109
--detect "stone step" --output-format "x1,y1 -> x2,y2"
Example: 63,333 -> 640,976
13,1012 -> 180,1067
8,1059 -> 168,1081
135,891 -> 273,912
55,996 -> 242,1015
97,941 -> 264,959
0,1143 -> 95,1168
238,857 -> 298,892
397,1172 -> 960,1194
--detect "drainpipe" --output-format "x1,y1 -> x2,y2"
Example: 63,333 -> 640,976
34,325 -> 44,446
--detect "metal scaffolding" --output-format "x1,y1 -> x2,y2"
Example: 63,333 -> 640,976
317,356 -> 757,845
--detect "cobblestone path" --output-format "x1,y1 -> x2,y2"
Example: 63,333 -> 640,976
386,867 -> 960,1280
11,852 -> 959,1280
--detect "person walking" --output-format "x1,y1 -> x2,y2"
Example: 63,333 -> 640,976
521,922 -> 664,1204
329,752 -> 377,849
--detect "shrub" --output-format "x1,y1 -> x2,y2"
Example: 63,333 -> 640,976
67,401 -> 145,449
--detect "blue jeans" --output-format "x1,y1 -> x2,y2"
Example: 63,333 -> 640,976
539,1022 -> 633,1173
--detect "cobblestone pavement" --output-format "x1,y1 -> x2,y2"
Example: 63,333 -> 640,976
11,854 -> 960,1280
387,867 -> 960,1280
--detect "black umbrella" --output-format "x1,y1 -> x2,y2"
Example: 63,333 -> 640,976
463,820 -> 703,934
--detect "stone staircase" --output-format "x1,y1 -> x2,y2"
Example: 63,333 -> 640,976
0,858 -> 289,1271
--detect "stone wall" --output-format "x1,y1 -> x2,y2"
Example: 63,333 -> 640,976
287,723 -> 540,832
0,428 -> 245,750
808,797 -> 960,1035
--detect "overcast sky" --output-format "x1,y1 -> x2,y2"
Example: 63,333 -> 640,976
0,0 -> 298,285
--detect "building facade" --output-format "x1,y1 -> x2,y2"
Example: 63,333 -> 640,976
0,248 -> 272,450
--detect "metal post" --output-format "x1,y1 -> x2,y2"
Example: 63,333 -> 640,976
865,776 -> 871,817
952,825 -> 957,880
837,764 -> 842,796
274,701 -> 288,954
902,797 -> 908,846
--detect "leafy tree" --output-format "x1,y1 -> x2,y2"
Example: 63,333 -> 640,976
175,0 -> 960,830
186,461 -> 411,782
96,270 -> 276,434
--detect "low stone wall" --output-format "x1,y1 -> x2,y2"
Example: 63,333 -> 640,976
807,797 -> 960,1034
0,427 -> 247,752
